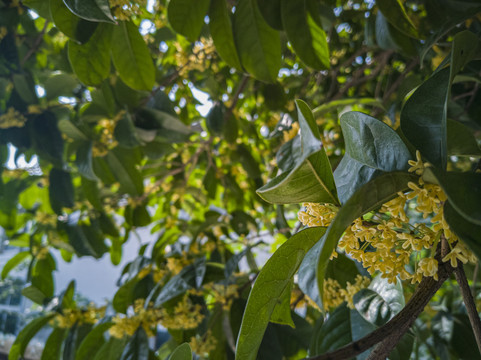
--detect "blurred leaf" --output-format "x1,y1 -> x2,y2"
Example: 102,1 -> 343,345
44,73 -> 78,100
9,314 -> 55,360
120,327 -> 149,360
63,0 -> 115,23
167,0 -> 209,41
447,119 -> 481,157
257,0 -> 282,30
41,328 -> 66,360
233,0 -> 281,82
377,0 -> 419,38
105,147 -> 144,196
236,227 -> 326,360
281,0 -> 329,70
1,251 -> 31,279
170,343 -> 193,360
114,112 -> 141,148
209,0 -> 243,70
76,322 -> 113,360
76,142 -> 99,181
49,169 -> 75,214
50,0 -> 98,43
111,21 -> 155,91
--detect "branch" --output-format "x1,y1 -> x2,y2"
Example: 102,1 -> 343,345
21,21 -> 49,66
224,75 -> 249,121
454,264 -> 481,354
306,245 -> 454,360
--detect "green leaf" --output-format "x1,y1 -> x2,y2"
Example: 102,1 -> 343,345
208,0 -> 242,70
325,252 -> 362,287
1,251 -> 31,279
76,322 -> 113,360
49,169 -> 75,214
63,223 -> 108,258
105,147 -> 144,196
137,108 -> 192,143
450,30 -> 479,84
270,278 -> 295,328
401,68 -> 449,169
68,23 -> 112,86
63,0 -> 115,23
9,314 -> 55,360
312,98 -> 385,117
424,168 -> 481,226
444,201 -> 481,260
257,0 -> 282,30
233,0 -> 281,82
41,328 -> 66,360
377,0 -> 419,39
235,227 -> 326,360
44,73 -> 79,100
281,0 -> 329,70
76,142 -> 99,181
447,119 -> 481,157
170,343 -> 193,360
334,112 -> 412,204
257,100 -> 338,205
354,276 -> 404,327
114,112 -> 141,148
22,285 -> 48,305
50,0 -> 98,43
167,0 -> 209,41
111,21 -> 156,91
120,326 -> 149,360
315,172 -> 417,308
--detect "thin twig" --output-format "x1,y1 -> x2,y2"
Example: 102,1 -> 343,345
21,21 -> 49,66
473,262 -> 479,298
454,264 -> 481,355
224,75 -> 249,121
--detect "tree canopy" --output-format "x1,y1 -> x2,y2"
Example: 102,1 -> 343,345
1,0 -> 481,359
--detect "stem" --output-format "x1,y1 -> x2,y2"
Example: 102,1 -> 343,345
454,264 -> 481,355
306,243 -> 453,360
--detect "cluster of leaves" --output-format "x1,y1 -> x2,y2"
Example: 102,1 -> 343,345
1,0 -> 481,359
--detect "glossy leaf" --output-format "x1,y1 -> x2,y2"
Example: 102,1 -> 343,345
316,172 -> 417,307
170,343 -> 193,360
68,23 -> 112,86
281,0 -> 329,70
424,168 -> 481,226
334,111 -> 411,204
377,0 -> 419,38
354,276 -> 404,326
235,227 -> 326,360
111,21 -> 156,91
233,0 -> 281,82
257,100 -> 338,205
9,314 -> 55,360
63,0 -> 115,23
167,0 -> 209,42
120,327 -> 149,360
209,0 -> 243,70
50,0 -> 98,43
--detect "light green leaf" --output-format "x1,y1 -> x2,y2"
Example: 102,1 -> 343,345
76,322 -> 113,360
167,0 -> 210,42
377,0 -> 419,39
111,21 -> 156,91
281,0 -> 329,70
334,112 -> 412,204
447,119 -> 481,157
9,314 -> 55,360
257,100 -> 338,205
170,343 -> 193,360
312,98 -> 385,117
44,73 -> 78,100
209,0 -> 243,71
1,251 -> 31,279
233,0 -> 281,82
424,168 -> 481,226
63,0 -> 115,23
235,226 -> 326,360
316,172 -> 417,307
68,23 -> 112,86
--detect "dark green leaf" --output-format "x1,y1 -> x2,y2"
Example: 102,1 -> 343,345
111,21 -> 155,91
209,0 -> 243,70
377,0 -> 419,38
105,147 -> 144,196
120,327 -> 149,360
137,108 -> 192,143
257,0 -> 282,30
270,278 -> 295,328
63,324 -> 78,360
63,0 -> 115,23
76,142 -> 99,181
167,0 -> 209,42
235,227 -> 326,360
233,0 -> 281,82
49,169 -> 75,214
68,23 -> 112,86
93,337 -> 129,360
316,172 -> 417,307
325,252 -> 362,287
41,328 -> 66,360
334,111 -> 411,204
447,119 -> 481,157
424,168 -> 481,226
113,277 -> 138,314
281,0 -> 329,70
170,343 -> 192,360
9,314 -> 55,360
50,0 -> 98,43
44,73 -> 78,100
76,322 -> 113,360
114,112 -> 141,148
257,100 -> 338,205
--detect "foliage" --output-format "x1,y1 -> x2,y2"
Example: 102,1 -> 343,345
1,0 -> 481,359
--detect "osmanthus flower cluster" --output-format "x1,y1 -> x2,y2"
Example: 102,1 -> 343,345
322,275 -> 371,310
299,151 -> 476,288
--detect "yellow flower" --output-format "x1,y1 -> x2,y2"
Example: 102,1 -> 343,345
417,258 -> 438,280
408,150 -> 425,175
